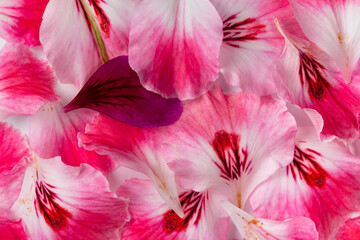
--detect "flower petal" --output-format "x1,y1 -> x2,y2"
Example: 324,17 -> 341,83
29,99 -> 114,174
222,201 -> 318,240
0,0 -> 48,46
128,0 -> 223,100
164,86 -> 297,208
0,122 -> 31,211
40,0 -> 135,88
0,210 -> 28,240
274,20 -> 360,140
78,113 -> 184,217
289,0 -> 360,83
64,56 -> 183,128
335,216 -> 360,240
10,157 -> 129,240
210,0 -> 292,95
250,125 -> 360,239
117,179 -> 229,240
0,43 -> 58,119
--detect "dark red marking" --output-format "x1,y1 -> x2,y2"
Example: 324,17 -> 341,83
163,191 -> 205,233
89,0 -> 110,35
287,146 -> 328,188
223,15 -> 266,48
211,130 -> 251,180
35,181 -> 72,230
299,52 -> 331,100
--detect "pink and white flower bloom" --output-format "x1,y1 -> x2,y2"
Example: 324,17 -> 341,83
222,201 -> 318,240
288,0 -> 360,84
128,0 -> 223,100
210,0 -> 293,95
274,19 -> 360,140
10,156 -> 129,240
250,119 -> 360,239
0,43 -> 58,120
40,0 -> 137,88
0,0 -> 48,46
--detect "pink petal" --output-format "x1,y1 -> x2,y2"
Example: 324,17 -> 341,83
289,0 -> 360,83
164,86 -> 297,207
0,122 -> 31,211
78,113 -> 184,217
10,157 -> 129,240
29,100 -> 115,174
117,179 -> 229,240
0,0 -> 48,46
0,43 -> 58,119
64,56 -> 183,128
335,216 -> 360,240
0,210 -> 28,240
211,0 -> 292,95
222,201 -> 318,240
128,0 -> 223,100
40,0 -> 135,88
250,126 -> 360,239
274,20 -> 360,140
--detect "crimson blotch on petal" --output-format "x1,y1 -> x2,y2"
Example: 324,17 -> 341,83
64,56 -> 183,128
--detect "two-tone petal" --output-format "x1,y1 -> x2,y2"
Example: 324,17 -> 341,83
129,0 -> 223,100
10,157 -> 129,240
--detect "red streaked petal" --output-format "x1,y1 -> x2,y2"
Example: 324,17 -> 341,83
129,0 -> 223,100
64,56 -> 183,128
0,0 -> 48,46
10,157 -> 129,240
0,43 -> 58,119
0,122 -> 31,211
29,100 -> 115,174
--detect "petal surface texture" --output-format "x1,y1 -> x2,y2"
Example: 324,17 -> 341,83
250,126 -> 360,239
211,0 -> 291,95
128,0 -> 223,100
289,0 -> 360,83
40,0 -> 135,88
222,201 -> 318,240
11,157 -> 129,240
64,56 -> 183,128
0,210 -> 28,240
274,21 -> 360,140
0,43 -> 57,119
0,122 -> 31,211
29,99 -> 114,174
117,179 -> 228,240
0,0 -> 48,46
335,216 -> 360,240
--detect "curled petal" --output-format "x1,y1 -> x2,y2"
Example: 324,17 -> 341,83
64,56 -> 183,128
129,0 -> 223,100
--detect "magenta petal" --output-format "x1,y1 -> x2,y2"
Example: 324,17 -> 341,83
0,210 -> 28,240
64,56 -> 183,128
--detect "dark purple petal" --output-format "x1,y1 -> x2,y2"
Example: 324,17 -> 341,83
64,56 -> 183,128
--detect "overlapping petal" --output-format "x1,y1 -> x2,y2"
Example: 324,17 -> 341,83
250,125 -> 360,239
10,157 -> 129,240
78,113 -> 183,216
289,0 -> 360,83
0,0 -> 48,46
40,0 -> 135,88
29,99 -> 114,174
274,20 -> 360,140
117,179 -> 228,240
0,43 -> 58,119
0,210 -> 28,240
210,0 -> 292,95
334,216 -> 360,240
128,0 -> 223,100
222,201 -> 318,240
64,56 -> 183,128
0,122 -> 31,211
